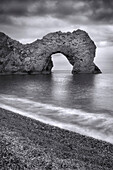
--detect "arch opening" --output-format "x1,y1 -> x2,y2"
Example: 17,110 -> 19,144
51,53 -> 73,72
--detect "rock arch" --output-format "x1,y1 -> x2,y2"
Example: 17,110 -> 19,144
0,29 -> 101,74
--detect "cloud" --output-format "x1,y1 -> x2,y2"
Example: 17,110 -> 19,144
87,0 -> 113,24
0,15 -> 77,43
79,25 -> 113,47
0,0 -> 113,47
0,0 -> 113,24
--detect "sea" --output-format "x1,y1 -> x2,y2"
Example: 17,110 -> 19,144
0,46 -> 113,144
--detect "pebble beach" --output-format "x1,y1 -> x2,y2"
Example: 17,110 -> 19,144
0,108 -> 113,170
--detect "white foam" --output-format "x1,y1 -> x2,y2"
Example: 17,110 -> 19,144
0,94 -> 113,144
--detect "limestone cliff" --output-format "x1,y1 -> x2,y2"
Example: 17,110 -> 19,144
0,30 -> 101,74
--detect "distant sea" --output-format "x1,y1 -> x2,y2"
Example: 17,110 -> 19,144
0,46 -> 113,144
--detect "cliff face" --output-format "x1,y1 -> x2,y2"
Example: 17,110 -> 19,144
0,30 -> 101,74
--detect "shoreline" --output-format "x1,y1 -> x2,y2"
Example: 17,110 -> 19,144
0,108 -> 113,169
0,99 -> 113,144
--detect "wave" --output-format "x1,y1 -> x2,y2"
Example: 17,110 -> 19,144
0,94 -> 113,144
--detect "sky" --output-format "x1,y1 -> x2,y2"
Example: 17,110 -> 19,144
0,0 -> 113,47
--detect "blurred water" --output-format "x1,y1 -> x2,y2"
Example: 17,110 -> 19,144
0,47 -> 113,143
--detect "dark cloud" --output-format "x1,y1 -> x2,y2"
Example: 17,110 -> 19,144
0,0 -> 113,24
0,15 -> 13,25
0,0 -> 113,46
0,0 -> 30,17
87,0 -> 113,23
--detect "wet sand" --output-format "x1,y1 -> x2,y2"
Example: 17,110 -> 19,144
0,108 -> 113,170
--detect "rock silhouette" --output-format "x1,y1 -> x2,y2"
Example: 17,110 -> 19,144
0,30 -> 101,74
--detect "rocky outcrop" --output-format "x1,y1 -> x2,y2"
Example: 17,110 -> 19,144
0,30 -> 101,74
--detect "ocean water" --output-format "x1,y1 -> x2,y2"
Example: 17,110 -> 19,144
0,46 -> 113,144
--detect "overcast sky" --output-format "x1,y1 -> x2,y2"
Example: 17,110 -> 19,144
0,0 -> 113,47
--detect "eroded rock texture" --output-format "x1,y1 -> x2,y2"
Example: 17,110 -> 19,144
0,30 -> 101,74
